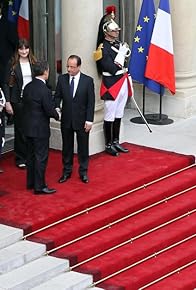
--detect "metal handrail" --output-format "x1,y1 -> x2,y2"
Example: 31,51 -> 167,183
139,260 -> 196,289
23,163 -> 195,239
46,186 -> 196,255
89,234 -> 196,287
70,209 -> 196,270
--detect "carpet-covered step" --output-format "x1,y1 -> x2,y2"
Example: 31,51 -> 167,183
142,262 -> 196,290
0,256 -> 69,290
49,189 -> 196,265
27,167 -> 196,251
60,211 -> 195,273
0,146 -> 194,234
97,238 -> 196,290
31,271 -> 93,290
0,224 -> 23,250
74,211 -> 196,281
0,239 -> 46,274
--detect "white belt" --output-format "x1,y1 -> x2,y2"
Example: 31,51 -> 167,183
102,68 -> 127,76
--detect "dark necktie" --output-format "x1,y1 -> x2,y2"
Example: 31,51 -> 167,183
70,77 -> 75,97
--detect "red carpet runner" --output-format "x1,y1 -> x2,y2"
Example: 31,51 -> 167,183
0,143 -> 196,289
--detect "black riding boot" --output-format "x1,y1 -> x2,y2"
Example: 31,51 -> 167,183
113,118 -> 129,153
103,121 -> 119,156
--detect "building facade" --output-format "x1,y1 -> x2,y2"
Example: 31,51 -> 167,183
4,0 -> 196,153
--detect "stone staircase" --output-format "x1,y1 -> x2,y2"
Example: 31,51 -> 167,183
0,224 -> 103,290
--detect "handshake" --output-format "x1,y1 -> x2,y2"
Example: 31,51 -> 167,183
114,43 -> 131,68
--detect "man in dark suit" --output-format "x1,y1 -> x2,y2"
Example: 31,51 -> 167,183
55,55 -> 95,183
23,60 -> 60,194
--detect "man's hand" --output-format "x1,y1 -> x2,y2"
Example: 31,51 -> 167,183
84,121 -> 92,133
6,102 -> 14,115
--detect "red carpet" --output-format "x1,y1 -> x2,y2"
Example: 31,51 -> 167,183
0,143 -> 196,289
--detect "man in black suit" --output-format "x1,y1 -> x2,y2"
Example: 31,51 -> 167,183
55,55 -> 95,183
23,60 -> 60,194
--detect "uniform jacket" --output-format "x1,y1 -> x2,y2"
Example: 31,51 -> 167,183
4,61 -> 33,103
22,78 -> 59,138
97,39 -> 130,101
55,72 -> 95,130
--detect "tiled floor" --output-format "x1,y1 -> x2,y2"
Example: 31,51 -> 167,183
123,108 -> 196,157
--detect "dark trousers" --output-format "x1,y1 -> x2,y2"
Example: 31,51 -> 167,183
12,102 -> 27,165
26,136 -> 49,190
61,127 -> 89,176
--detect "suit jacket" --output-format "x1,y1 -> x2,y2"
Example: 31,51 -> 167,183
55,72 -> 95,130
4,61 -> 33,103
22,78 -> 59,138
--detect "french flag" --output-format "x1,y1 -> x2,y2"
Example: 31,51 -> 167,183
145,0 -> 176,94
17,0 -> 29,40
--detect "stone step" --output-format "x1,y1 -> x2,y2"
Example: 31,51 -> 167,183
0,240 -> 46,274
32,271 -> 93,289
0,256 -> 69,290
0,224 -> 23,250
0,224 -> 99,290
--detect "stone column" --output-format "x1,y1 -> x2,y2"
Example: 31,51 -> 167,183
50,0 -> 105,154
170,0 -> 196,117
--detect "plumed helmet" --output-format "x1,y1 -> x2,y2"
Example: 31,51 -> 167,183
103,19 -> 121,33
96,5 -> 117,48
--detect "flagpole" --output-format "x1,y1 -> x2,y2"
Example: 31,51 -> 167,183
142,85 -> 146,115
144,92 -> 174,125
159,92 -> 162,120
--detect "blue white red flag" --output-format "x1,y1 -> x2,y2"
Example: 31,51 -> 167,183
8,0 -> 21,23
128,0 -> 164,95
17,0 -> 30,39
145,0 -> 176,94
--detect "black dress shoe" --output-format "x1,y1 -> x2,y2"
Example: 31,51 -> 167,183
113,141 -> 129,153
105,144 -> 119,156
34,187 -> 56,194
58,173 -> 71,183
80,175 -> 89,183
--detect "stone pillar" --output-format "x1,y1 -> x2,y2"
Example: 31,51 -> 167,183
50,0 -> 105,154
170,0 -> 196,117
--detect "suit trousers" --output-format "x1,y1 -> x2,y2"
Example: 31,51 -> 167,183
26,136 -> 49,190
61,127 -> 89,176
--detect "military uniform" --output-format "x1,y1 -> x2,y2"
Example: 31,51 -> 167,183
95,17 -> 132,156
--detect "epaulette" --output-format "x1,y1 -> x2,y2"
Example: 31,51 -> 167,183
93,43 -> 103,61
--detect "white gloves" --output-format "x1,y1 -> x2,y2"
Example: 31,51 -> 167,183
114,43 -> 130,67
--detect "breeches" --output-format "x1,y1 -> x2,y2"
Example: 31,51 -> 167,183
104,78 -> 128,122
